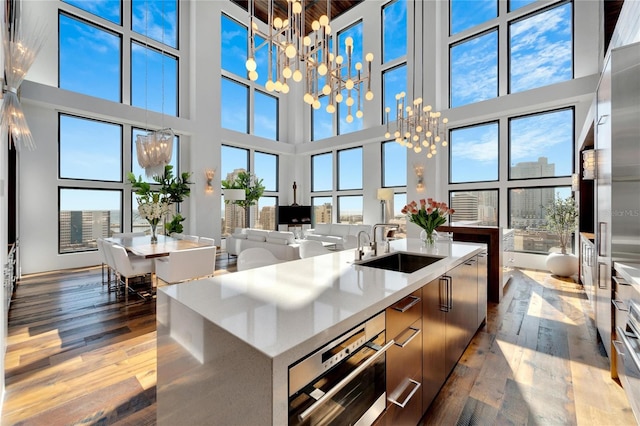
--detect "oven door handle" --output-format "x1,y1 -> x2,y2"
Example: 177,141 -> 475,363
298,339 -> 395,422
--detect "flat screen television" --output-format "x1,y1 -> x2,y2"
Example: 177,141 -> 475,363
278,205 -> 312,225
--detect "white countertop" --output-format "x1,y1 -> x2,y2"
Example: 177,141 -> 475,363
615,262 -> 640,287
159,238 -> 483,363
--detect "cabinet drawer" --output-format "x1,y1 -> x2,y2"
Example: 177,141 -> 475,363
387,289 -> 422,340
385,318 -> 423,426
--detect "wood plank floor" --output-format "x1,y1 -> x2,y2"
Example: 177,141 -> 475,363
2,261 -> 635,425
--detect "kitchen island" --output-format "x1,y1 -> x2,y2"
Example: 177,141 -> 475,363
156,238 -> 485,425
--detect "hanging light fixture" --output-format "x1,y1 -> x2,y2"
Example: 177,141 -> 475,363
245,0 -> 375,121
136,0 -> 173,178
1,0 -> 46,150
384,0 -> 448,158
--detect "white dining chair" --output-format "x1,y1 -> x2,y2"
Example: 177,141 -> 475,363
108,243 -> 153,297
182,235 -> 199,243
101,240 -> 120,292
299,240 -> 332,259
96,238 -> 111,286
237,248 -> 283,271
155,246 -> 217,284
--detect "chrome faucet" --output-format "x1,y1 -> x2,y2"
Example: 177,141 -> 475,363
372,223 -> 400,257
356,230 -> 370,261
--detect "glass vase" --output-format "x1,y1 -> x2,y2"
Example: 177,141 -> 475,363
150,222 -> 158,244
420,229 -> 437,246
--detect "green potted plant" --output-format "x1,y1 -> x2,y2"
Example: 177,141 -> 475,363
544,194 -> 579,277
128,165 -> 193,238
221,171 -> 265,228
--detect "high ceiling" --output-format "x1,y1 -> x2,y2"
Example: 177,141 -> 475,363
230,0 -> 363,34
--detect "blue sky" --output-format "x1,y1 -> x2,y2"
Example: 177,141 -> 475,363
58,0 -> 575,217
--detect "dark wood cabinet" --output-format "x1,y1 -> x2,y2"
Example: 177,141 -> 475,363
384,290 -> 423,426
421,276 -> 447,410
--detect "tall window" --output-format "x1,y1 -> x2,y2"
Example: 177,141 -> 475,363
221,145 -> 249,235
220,14 -> 279,140
132,0 -> 178,48
59,114 -> 123,182
383,0 -> 407,62
254,91 -> 278,140
338,195 -> 363,224
449,0 -> 573,107
450,190 -> 499,226
450,30 -> 498,108
59,13 -> 121,102
312,196 -> 333,225
449,122 -> 499,183
59,188 -> 122,254
255,196 -> 277,231
509,108 -> 573,179
382,141 -> 407,187
311,153 -> 333,192
337,147 -> 363,191
382,64 -> 407,124
221,14 -> 247,78
509,2 -> 573,93
221,77 -> 249,133
509,186 -> 573,254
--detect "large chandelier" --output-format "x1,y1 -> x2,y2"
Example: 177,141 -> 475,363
1,0 -> 46,150
245,0 -> 375,121
384,93 -> 448,158
136,128 -> 174,178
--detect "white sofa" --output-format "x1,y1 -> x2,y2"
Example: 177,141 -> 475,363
305,223 -> 372,250
226,229 -> 300,261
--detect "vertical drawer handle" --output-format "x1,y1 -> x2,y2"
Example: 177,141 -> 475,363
388,379 -> 421,408
598,222 -> 607,256
392,295 -> 421,313
439,277 -> 448,312
394,327 -> 421,348
598,262 -> 608,289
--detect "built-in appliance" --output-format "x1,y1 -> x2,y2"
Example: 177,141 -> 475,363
288,311 -> 393,426
595,42 -> 640,366
613,301 -> 640,423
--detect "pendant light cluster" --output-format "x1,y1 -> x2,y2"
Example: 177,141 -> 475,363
385,93 -> 448,158
245,0 -> 375,122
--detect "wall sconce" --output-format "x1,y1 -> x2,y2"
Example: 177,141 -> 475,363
582,149 -> 596,180
571,173 -> 579,192
205,169 -> 215,194
414,165 -> 424,191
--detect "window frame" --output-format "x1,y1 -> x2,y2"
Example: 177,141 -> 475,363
448,120 -> 500,184
58,112 -> 124,183
448,188 -> 500,226
507,0 -> 574,95
507,106 -> 575,181
58,186 -> 123,254
58,11 -> 124,103
337,146 -> 363,191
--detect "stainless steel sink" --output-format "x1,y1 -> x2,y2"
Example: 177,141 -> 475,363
356,252 -> 444,273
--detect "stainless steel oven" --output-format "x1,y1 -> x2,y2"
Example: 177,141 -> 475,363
288,312 -> 393,426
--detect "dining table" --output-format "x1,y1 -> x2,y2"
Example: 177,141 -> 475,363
105,234 -> 210,258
